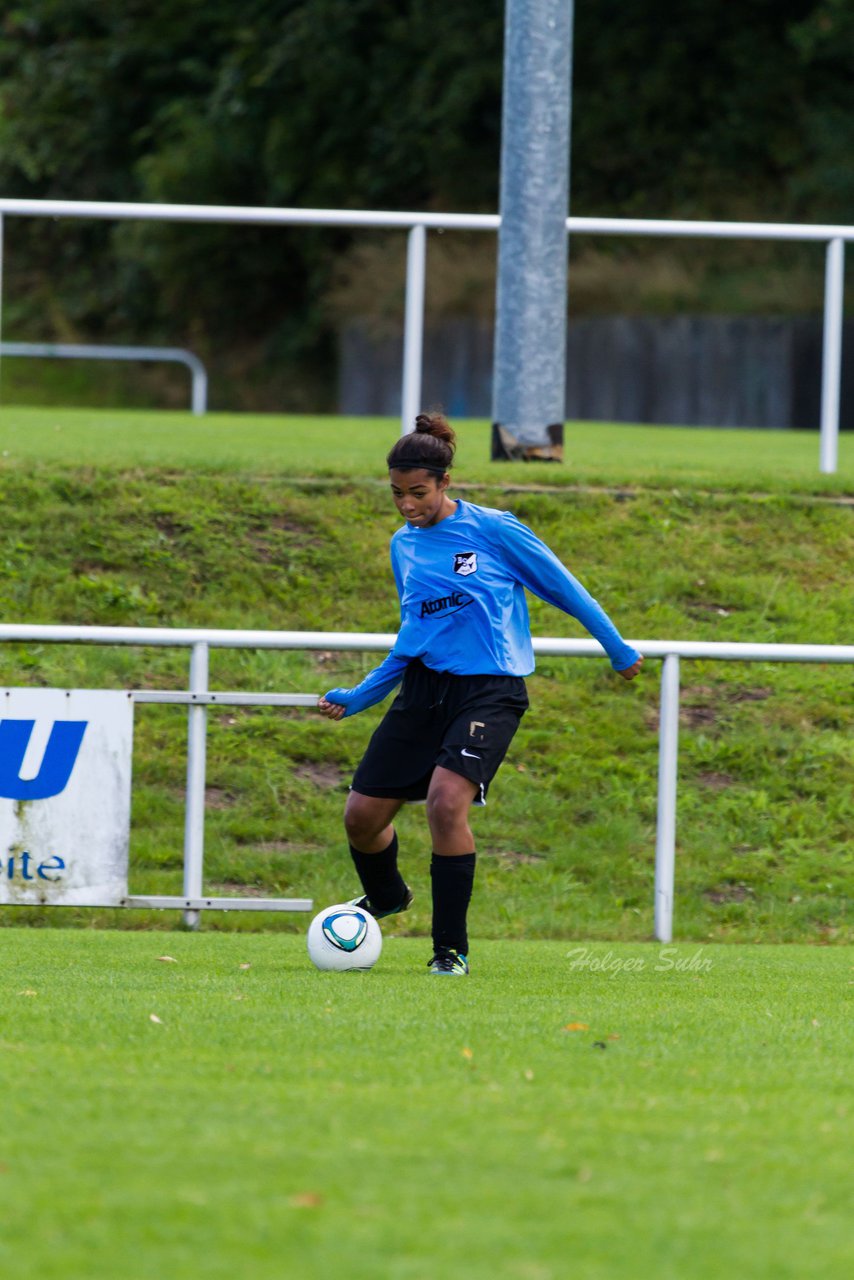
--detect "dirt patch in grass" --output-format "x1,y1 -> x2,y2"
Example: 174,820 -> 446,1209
488,850 -> 548,865
209,882 -> 269,897
696,771 -> 737,790
646,685 -> 774,731
293,762 -> 347,789
704,882 -> 755,904
205,787 -> 238,808
232,839 -> 324,854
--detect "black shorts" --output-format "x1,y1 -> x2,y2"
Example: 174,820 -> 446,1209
351,659 -> 529,804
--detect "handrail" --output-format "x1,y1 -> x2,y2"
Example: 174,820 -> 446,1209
0,200 -> 848,468
1,624 -> 850,938
0,623 -> 852,664
0,341 -> 207,414
0,196 -> 853,242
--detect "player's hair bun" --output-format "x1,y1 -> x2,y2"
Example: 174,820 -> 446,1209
387,411 -> 456,473
414,413 -> 456,451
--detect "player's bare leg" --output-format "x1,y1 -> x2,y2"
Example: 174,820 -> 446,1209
344,791 -> 404,852
425,766 -> 478,854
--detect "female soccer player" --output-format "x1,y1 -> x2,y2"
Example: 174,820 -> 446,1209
318,413 -> 643,975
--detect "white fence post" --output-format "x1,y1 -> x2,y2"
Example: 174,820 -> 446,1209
654,653 -> 680,943
820,237 -> 845,475
182,641 -> 209,928
400,223 -> 426,436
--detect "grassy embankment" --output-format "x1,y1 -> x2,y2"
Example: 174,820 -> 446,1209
0,407 -> 851,941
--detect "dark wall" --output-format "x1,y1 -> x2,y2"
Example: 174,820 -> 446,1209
340,316 -> 854,429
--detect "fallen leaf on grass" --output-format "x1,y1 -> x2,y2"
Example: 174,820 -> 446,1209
149,1014 -> 163,1025
18,990 -> 38,997
289,1192 -> 324,1209
461,1047 -> 474,1060
563,1022 -> 589,1032
523,1069 -> 535,1081
156,955 -> 178,964
239,963 -> 251,971
607,1034 -> 621,1041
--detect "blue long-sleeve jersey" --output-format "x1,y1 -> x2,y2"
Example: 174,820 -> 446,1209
324,499 -> 640,717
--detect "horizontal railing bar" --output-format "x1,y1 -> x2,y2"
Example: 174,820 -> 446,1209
568,216 -> 854,243
535,638 -> 854,663
121,896 -> 313,912
0,625 -> 398,648
131,691 -> 319,706
0,197 -> 852,243
0,199 -> 499,230
0,897 -> 313,911
0,626 -> 852,665
0,341 -> 205,370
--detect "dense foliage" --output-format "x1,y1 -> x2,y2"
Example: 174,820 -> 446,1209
0,1 -> 852,404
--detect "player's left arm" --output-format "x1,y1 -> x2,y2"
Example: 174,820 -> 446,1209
494,512 -> 643,676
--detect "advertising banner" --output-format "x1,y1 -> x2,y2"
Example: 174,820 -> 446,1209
0,689 -> 133,906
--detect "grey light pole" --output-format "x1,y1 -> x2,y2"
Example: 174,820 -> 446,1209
492,0 -> 574,461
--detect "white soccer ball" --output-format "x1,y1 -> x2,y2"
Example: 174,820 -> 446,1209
306,903 -> 383,971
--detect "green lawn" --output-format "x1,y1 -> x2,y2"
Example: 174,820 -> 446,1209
0,409 -> 851,942
0,410 -> 850,1276
1,404 -> 852,493
1,931 -> 850,1280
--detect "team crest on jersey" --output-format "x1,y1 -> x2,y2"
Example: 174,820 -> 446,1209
453,551 -> 478,576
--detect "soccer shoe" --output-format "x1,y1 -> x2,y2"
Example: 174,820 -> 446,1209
348,885 -> 413,920
427,947 -> 469,976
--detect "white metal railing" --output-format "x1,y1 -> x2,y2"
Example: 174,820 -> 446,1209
0,623 -> 851,938
0,199 -> 849,470
0,342 -> 207,414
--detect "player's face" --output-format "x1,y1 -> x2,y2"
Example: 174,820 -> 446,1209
389,468 -> 451,527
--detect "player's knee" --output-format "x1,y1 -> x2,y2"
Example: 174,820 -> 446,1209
344,795 -> 383,847
425,785 -> 466,837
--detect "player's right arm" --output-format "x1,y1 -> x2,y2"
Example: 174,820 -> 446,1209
319,649 -> 409,719
319,540 -> 409,720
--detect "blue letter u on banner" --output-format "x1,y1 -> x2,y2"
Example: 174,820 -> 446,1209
0,719 -> 88,800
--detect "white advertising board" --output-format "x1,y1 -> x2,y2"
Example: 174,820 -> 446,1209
0,689 -> 133,906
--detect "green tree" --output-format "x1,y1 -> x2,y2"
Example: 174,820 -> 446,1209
0,1 -> 851,408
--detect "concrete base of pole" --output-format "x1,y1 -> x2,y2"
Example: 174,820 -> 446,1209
491,422 -> 564,462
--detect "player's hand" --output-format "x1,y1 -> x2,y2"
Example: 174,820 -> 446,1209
317,697 -> 346,721
618,656 -> 644,681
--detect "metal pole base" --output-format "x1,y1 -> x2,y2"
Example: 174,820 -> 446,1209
491,422 -> 564,462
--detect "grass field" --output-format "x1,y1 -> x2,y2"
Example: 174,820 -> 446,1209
0,407 -> 851,1277
1,930 -> 851,1280
0,407 -> 851,942
1,404 -> 853,493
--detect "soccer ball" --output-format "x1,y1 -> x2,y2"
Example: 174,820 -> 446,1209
306,903 -> 383,971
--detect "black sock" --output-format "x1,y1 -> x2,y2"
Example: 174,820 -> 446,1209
349,832 -> 406,912
431,852 -> 476,955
